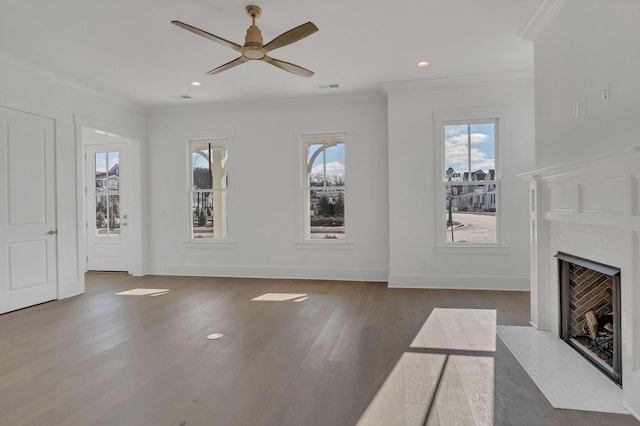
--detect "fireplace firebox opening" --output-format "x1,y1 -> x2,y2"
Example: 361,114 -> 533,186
557,252 -> 622,386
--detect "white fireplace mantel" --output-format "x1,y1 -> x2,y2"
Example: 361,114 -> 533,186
518,147 -> 640,418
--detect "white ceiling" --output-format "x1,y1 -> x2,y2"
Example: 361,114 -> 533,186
0,0 -> 542,107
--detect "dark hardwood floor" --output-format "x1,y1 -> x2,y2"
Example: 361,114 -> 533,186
0,272 -> 637,425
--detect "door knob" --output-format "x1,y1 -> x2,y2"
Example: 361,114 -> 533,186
47,229 -> 58,235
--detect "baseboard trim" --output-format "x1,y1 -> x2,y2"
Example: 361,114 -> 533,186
149,264 -> 389,282
147,267 -> 530,290
388,273 -> 529,291
624,402 -> 640,422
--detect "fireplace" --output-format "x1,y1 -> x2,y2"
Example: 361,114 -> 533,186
557,252 -> 622,385
519,148 -> 640,417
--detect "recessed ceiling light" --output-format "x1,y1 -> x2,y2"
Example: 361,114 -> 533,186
417,60 -> 430,68
190,81 -> 202,87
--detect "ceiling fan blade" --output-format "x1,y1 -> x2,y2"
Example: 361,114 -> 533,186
264,22 -> 318,52
207,56 -> 247,75
171,20 -> 241,51
264,56 -> 314,77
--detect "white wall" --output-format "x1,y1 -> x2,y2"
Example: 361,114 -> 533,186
147,93 -> 389,281
534,0 -> 640,169
0,55 -> 147,297
385,75 -> 535,290
1,56 -> 537,290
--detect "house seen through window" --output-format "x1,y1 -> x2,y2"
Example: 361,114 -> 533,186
302,133 -> 346,241
94,151 -> 120,237
443,120 -> 498,244
190,139 -> 228,240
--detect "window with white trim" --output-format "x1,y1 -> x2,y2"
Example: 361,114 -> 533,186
189,139 -> 228,240
440,119 -> 499,245
302,133 -> 346,241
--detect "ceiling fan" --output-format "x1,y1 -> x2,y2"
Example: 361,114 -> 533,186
172,5 -> 319,77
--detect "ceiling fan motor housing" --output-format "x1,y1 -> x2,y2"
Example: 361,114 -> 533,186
243,5 -> 265,59
245,25 -> 263,48
243,26 -> 265,59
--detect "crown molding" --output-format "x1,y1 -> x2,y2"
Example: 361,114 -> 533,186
518,0 -> 566,42
0,52 -> 146,114
380,71 -> 533,94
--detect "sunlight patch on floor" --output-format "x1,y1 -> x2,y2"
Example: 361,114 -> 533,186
251,293 -> 308,302
410,308 -> 497,352
358,308 -> 497,425
115,288 -> 170,296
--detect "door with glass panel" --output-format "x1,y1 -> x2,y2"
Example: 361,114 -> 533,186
86,144 -> 128,271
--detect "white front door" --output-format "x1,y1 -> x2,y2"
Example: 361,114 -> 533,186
0,107 -> 57,314
85,143 -> 129,272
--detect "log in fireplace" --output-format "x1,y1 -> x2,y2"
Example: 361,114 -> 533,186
557,252 -> 622,386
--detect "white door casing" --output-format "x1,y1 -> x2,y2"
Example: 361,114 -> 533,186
0,107 -> 57,314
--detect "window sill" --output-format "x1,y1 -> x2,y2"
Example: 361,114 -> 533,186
436,244 -> 510,255
183,240 -> 237,249
296,241 -> 356,250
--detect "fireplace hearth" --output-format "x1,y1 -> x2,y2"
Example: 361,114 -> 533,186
557,252 -> 622,385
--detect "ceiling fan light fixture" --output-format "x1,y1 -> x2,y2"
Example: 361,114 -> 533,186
190,81 -> 202,87
243,50 -> 265,60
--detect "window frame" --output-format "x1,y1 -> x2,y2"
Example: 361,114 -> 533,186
299,131 -> 349,245
434,107 -> 507,251
186,137 -> 231,243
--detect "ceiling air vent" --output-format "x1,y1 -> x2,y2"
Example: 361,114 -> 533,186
318,83 -> 340,89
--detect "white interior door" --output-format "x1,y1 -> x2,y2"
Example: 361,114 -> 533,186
0,107 -> 57,314
85,143 -> 129,271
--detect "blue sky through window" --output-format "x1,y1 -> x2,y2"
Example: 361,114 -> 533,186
309,143 -> 345,180
192,152 -> 208,168
192,144 -> 224,168
444,122 -> 495,179
95,152 -> 119,174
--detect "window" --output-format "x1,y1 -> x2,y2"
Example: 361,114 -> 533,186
189,139 -> 228,240
440,119 -> 499,245
94,151 -> 120,237
302,133 -> 346,241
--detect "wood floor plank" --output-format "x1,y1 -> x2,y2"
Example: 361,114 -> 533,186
0,272 -> 637,426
